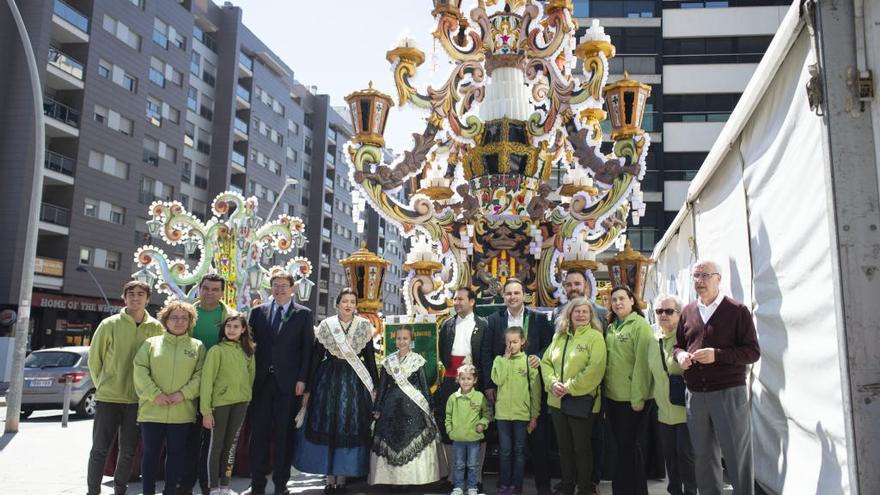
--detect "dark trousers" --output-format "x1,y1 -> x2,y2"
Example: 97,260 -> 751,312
497,420 -> 528,489
179,411 -> 209,494
207,402 -> 249,488
658,422 -> 697,495
592,410 -> 606,485
86,402 -> 140,495
528,412 -> 552,490
607,400 -> 649,495
249,379 -> 299,492
551,408 -> 595,495
141,422 -> 191,495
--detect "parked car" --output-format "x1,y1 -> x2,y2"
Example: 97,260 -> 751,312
21,346 -> 96,419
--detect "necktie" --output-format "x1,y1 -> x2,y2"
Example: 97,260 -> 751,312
272,304 -> 283,335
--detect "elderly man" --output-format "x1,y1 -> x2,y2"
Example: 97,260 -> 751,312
651,294 -> 696,495
673,260 -> 760,495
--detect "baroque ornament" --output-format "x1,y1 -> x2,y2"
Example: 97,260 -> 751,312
345,0 -> 651,313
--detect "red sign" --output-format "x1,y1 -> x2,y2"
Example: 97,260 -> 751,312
32,292 -> 123,315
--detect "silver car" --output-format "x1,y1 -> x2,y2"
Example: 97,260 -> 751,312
21,346 -> 96,419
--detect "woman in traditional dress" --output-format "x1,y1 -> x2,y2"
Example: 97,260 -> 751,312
369,324 -> 442,490
294,288 -> 377,494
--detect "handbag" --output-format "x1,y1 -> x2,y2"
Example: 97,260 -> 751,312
557,335 -> 595,419
659,338 -> 686,406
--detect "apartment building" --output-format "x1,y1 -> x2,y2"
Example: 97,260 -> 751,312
0,0 -> 405,350
568,0 -> 790,252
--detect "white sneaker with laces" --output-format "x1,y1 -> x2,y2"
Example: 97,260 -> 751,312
466,488 -> 479,495
450,488 -> 464,495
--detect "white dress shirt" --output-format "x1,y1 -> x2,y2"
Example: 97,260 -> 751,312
697,292 -> 723,324
507,308 -> 525,330
451,312 -> 476,356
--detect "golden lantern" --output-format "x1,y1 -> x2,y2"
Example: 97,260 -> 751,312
345,82 -> 395,148
605,240 -> 653,307
603,71 -> 652,141
339,242 -> 391,314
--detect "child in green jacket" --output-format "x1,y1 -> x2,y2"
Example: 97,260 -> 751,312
445,363 -> 491,495
200,313 -> 256,494
491,327 -> 541,495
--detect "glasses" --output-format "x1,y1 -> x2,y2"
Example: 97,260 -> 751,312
271,284 -> 292,290
168,315 -> 190,322
692,272 -> 719,280
655,308 -> 677,316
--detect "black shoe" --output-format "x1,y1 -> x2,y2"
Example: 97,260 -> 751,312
324,485 -> 335,494
476,482 -> 483,493
336,485 -> 348,494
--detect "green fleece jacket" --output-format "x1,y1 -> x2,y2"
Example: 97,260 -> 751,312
647,332 -> 687,425
541,325 -> 606,413
491,353 -> 541,421
88,309 -> 164,404
199,340 -> 255,416
445,388 -> 492,442
605,312 -> 654,409
133,332 -> 205,424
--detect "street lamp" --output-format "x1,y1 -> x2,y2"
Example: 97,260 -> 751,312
267,177 -> 299,220
76,266 -> 113,311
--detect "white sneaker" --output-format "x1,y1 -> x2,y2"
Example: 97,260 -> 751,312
450,488 -> 464,495
222,488 -> 238,495
209,490 -> 223,495
466,489 -> 479,495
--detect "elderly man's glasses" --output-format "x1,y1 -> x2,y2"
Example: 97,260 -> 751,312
692,272 -> 719,280
655,308 -> 677,316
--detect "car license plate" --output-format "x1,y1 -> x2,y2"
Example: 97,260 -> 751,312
28,379 -> 53,388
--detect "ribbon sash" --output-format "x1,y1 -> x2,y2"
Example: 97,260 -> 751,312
385,352 -> 432,417
328,319 -> 374,394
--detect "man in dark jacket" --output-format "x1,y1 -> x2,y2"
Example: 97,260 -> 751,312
243,270 -> 314,495
482,278 -> 554,495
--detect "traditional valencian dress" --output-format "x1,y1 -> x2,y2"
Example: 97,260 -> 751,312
293,315 -> 377,477
368,350 -> 442,486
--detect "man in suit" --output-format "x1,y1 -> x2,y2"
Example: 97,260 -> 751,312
244,270 -> 314,495
482,278 -> 555,495
436,287 -> 489,487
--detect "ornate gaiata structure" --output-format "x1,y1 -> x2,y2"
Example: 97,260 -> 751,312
344,0 -> 652,314
131,191 -> 314,312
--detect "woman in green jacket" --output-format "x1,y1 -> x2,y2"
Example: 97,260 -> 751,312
134,300 -> 205,495
605,285 -> 654,495
200,313 -> 256,494
541,297 -> 606,495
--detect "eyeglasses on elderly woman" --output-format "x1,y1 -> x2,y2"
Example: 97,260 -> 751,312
654,308 -> 677,316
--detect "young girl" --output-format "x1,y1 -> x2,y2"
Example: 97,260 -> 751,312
491,327 -> 541,495
199,313 -> 255,495
369,325 -> 442,489
445,363 -> 491,495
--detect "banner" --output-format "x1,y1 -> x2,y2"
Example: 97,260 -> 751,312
383,319 -> 439,391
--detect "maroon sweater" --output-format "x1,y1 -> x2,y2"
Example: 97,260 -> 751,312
674,296 -> 760,392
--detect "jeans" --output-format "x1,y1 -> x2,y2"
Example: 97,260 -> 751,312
452,441 -> 481,490
141,422 -> 191,495
179,411 -> 209,494
497,420 -> 528,490
86,402 -> 140,495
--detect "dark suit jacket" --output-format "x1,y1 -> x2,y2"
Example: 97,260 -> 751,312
249,301 -> 314,394
438,313 -> 488,373
481,307 -> 554,391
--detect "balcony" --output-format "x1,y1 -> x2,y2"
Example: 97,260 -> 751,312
236,85 -> 251,110
34,257 -> 65,290
229,184 -> 244,195
238,51 -> 254,77
46,47 -> 84,90
52,0 -> 89,43
321,228 -> 331,240
44,150 -> 76,185
43,95 -> 80,138
39,203 -> 70,235
323,177 -> 334,191
323,203 -> 332,215
231,150 -> 247,173
233,117 -> 249,141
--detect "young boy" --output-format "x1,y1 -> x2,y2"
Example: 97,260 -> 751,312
445,363 -> 492,495
86,281 -> 164,495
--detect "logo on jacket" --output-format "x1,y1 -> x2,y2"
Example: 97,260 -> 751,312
184,348 -> 198,359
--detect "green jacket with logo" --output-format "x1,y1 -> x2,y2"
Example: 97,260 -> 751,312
88,309 -> 164,404
491,352 -> 541,421
199,340 -> 255,416
445,388 -> 492,442
605,312 -> 654,409
133,332 -> 205,424
541,325 -> 606,413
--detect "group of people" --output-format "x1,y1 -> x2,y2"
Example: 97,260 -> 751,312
84,258 -> 760,495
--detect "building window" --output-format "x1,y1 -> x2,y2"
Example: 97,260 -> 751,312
97,58 -> 138,93
187,86 -> 198,112
152,18 -> 169,49
190,51 -> 200,76
79,247 -> 92,265
194,164 -> 209,190
304,136 -> 312,155
184,121 -> 195,148
146,96 -> 162,127
97,59 -> 110,78
88,151 -> 129,179
182,159 -> 192,183
83,198 -> 98,218
192,25 -> 217,52
102,15 -> 141,51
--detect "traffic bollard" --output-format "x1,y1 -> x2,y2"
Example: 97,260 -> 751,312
61,377 -> 72,428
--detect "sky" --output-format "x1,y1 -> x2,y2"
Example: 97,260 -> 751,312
231,0 -> 461,153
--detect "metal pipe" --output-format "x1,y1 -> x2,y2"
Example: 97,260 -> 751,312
60,377 -> 72,428
4,0 -> 47,434
76,266 -> 112,310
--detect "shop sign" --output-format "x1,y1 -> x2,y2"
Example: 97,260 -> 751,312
32,292 -> 123,314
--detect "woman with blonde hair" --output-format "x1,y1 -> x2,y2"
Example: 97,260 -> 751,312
541,297 -> 607,495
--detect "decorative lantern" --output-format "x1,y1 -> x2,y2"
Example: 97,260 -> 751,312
132,266 -> 157,287
605,240 -> 653,307
295,276 -> 315,302
603,71 -> 652,141
340,242 -> 391,314
183,236 -> 200,255
345,82 -> 395,148
147,217 -> 164,235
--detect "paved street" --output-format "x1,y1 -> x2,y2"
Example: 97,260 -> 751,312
0,403 -> 720,495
